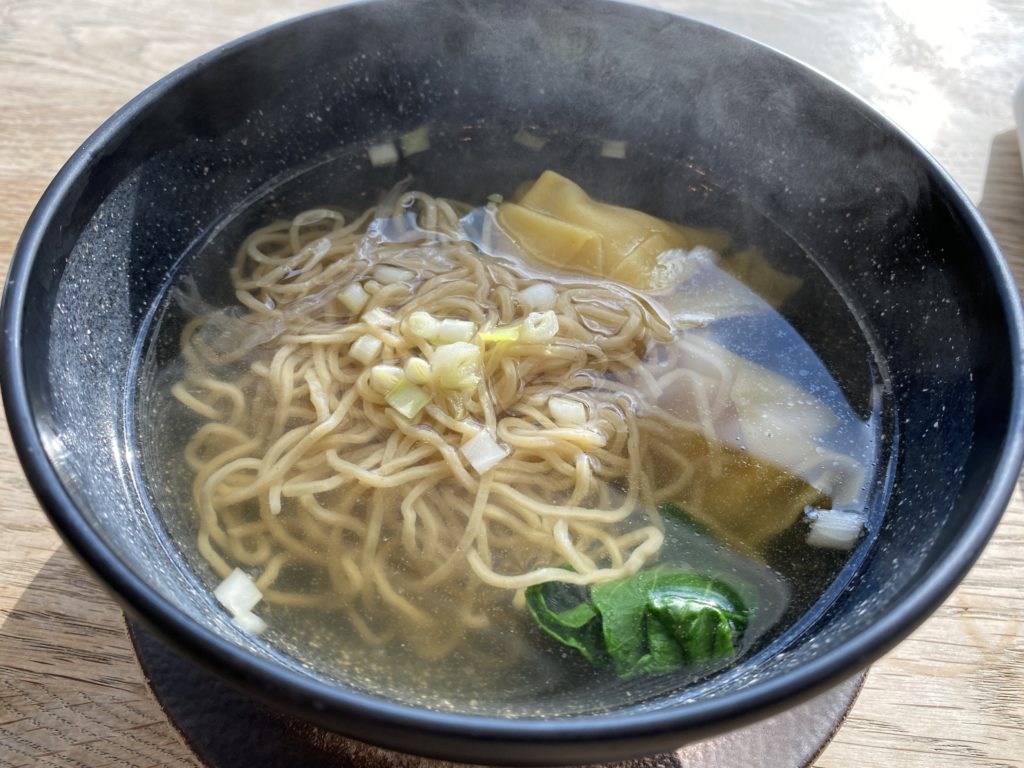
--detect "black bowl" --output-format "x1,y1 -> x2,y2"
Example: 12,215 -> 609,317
3,0 -> 1022,764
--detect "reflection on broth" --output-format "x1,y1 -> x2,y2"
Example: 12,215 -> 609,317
138,171 -> 882,713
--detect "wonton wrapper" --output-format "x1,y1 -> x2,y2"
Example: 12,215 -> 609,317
494,172 -> 852,553
658,430 -> 830,555
497,171 -> 731,290
655,334 -> 863,554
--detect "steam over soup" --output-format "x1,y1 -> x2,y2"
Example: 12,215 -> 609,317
140,171 -> 882,712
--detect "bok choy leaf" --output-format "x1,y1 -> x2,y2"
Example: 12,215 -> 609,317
526,564 -> 748,680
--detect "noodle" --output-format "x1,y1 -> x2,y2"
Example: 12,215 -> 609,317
174,190 -> 683,655
171,185 -> 853,660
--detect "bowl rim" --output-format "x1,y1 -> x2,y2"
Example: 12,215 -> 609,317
3,0 -> 1023,763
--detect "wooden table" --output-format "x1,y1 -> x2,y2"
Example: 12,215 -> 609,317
1,1 -> 1021,766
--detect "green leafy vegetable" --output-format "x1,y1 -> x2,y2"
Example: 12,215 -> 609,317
525,577 -> 608,665
659,501 -> 711,537
526,564 -> 748,680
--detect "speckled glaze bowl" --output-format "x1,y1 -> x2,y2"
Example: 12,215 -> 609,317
2,0 -> 1022,764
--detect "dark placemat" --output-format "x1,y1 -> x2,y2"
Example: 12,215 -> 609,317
126,618 -> 864,768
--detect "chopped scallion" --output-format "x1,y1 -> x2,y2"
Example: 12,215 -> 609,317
805,508 -> 866,550
350,334 -> 383,365
337,283 -> 370,314
521,310 -> 559,343
549,396 -> 588,426
408,310 -> 440,340
214,568 -> 263,616
600,139 -> 627,159
461,429 -> 510,474
478,324 -> 522,343
437,318 -> 478,344
373,265 -> 415,284
232,610 -> 268,635
386,379 -> 432,419
362,307 -> 396,328
513,129 -> 548,151
367,141 -> 399,166
400,125 -> 430,156
404,356 -> 432,385
432,342 -> 482,391
369,364 -> 404,394
518,282 -> 558,312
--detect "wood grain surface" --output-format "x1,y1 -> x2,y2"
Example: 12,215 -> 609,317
1,1 -> 1022,766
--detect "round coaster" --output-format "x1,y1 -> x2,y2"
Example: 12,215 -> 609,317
127,618 -> 864,768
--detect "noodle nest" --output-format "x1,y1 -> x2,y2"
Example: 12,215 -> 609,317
174,190 -> 714,656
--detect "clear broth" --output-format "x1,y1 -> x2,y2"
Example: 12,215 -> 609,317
130,143 -> 892,717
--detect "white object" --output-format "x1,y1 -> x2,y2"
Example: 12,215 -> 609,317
400,125 -> 430,156
386,379 -> 432,418
549,396 -> 587,426
461,430 -> 510,474
232,610 -> 268,635
362,307 -> 396,328
337,283 -> 370,314
408,310 -> 440,340
513,129 -> 547,151
520,310 -> 559,342
805,508 -> 866,550
369,364 -> 404,394
436,318 -> 477,344
600,139 -> 627,159
367,141 -> 399,166
214,568 -> 263,616
373,265 -> 415,284
404,356 -> 432,385
350,334 -> 382,364
432,342 -> 482,391
518,282 -> 558,311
